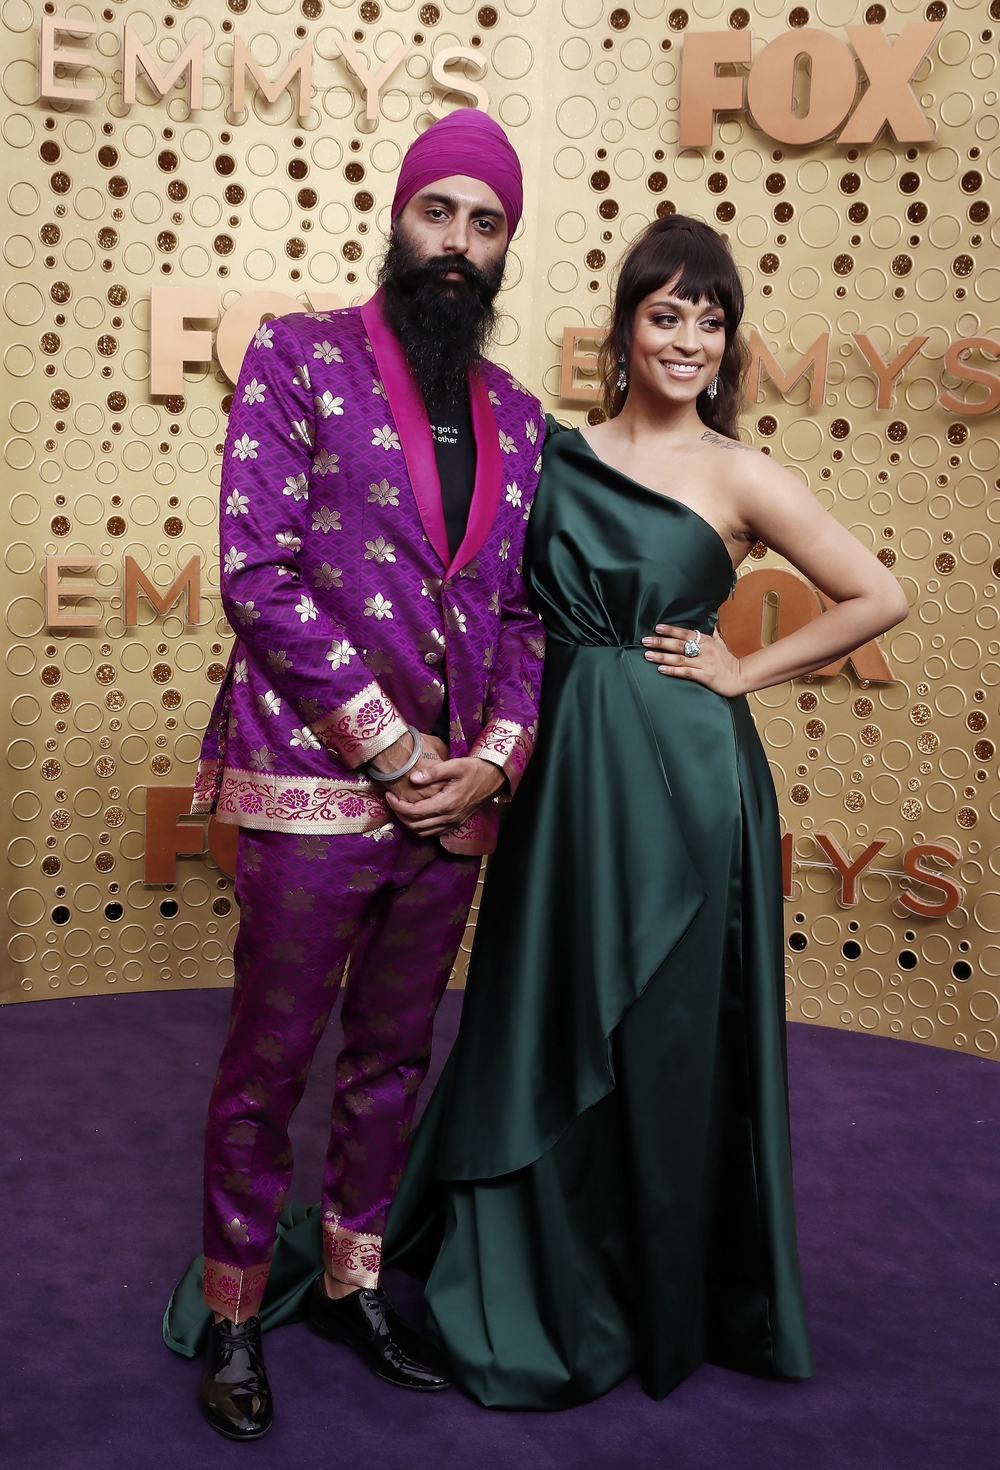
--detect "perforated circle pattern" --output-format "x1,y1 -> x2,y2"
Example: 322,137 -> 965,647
2,1 -> 999,1050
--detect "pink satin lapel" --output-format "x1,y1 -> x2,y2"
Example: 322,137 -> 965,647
360,292 -> 450,569
359,292 -> 505,579
446,369 -> 503,580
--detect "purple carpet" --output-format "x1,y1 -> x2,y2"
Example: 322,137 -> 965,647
2,989 -> 998,1470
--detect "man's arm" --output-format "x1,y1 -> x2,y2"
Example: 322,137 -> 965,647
389,454 -> 547,835
220,317 -> 408,768
468,568 -> 545,797
468,414 -> 548,795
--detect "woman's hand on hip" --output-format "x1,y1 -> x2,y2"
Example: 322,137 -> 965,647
641,625 -> 746,697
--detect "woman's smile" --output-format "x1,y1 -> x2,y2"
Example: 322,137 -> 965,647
660,359 -> 703,379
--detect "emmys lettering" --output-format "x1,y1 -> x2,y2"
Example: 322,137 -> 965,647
141,797 -> 968,908
781,832 -> 964,917
37,15 -> 488,120
43,553 -> 202,629
559,326 -> 1000,418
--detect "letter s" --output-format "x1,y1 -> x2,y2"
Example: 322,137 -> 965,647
939,337 -> 1000,417
900,843 -> 964,917
429,48 -> 489,118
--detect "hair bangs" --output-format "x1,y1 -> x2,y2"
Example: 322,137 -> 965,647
638,250 -> 723,313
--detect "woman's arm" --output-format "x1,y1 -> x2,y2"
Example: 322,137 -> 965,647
643,453 -> 910,696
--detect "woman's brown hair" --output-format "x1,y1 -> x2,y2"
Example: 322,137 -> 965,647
598,213 -> 749,441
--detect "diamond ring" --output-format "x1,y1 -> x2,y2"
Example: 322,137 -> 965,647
683,631 -> 702,658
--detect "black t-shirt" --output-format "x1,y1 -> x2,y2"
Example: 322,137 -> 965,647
429,386 -> 477,563
427,387 -> 477,742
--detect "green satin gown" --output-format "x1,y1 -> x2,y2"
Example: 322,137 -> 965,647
382,420 -> 814,1409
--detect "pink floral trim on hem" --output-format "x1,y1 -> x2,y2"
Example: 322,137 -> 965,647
191,757 -> 222,815
312,680 -> 408,767
322,1216 -> 382,1289
469,718 -> 535,795
203,1256 -> 271,1323
214,767 -> 390,834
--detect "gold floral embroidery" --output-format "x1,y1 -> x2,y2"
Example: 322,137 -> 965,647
203,1256 -> 271,1323
322,1216 -> 382,1289
214,767 -> 390,834
311,681 -> 408,767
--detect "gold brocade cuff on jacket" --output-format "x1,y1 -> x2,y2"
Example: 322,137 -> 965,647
440,804 -> 500,857
310,680 -> 409,769
203,1256 -> 271,1324
468,718 -> 535,796
190,757 -> 222,815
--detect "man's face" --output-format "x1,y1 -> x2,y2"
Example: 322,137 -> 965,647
394,174 -> 509,283
379,173 -> 509,403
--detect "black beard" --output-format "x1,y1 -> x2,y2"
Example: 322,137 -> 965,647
377,229 -> 505,408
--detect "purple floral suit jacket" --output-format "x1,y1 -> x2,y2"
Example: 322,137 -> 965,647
192,290 -> 546,856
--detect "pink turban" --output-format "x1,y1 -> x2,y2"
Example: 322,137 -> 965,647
391,109 -> 523,237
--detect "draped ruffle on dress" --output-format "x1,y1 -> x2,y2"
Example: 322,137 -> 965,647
382,420 -> 814,1409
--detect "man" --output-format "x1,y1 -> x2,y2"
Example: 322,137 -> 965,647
190,108 -> 546,1439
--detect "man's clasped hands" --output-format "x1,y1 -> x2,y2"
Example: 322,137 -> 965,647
368,731 -> 506,837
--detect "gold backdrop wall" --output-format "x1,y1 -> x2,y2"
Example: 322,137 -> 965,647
3,0 -> 1000,1061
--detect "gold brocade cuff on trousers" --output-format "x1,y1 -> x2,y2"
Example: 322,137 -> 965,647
203,1256 -> 272,1324
322,1213 -> 382,1290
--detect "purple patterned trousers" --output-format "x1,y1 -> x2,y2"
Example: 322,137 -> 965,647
202,825 -> 479,1322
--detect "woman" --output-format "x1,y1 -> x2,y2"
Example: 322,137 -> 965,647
383,215 -> 908,1408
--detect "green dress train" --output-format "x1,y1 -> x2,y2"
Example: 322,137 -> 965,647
381,420 -> 814,1409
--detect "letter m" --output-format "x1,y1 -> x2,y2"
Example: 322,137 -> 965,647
232,37 -> 312,121
125,555 -> 201,626
123,25 -> 204,108
747,329 -> 829,408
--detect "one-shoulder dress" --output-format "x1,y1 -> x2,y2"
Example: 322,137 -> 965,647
382,420 -> 814,1409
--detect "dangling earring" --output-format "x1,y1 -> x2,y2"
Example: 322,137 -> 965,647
707,375 -> 719,400
617,357 -> 628,393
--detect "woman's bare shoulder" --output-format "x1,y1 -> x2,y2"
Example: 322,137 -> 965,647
696,428 -> 788,491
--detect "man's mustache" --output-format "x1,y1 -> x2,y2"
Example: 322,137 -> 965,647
395,253 -> 496,293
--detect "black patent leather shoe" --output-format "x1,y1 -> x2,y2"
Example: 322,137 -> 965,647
199,1315 -> 273,1440
308,1275 -> 450,1391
